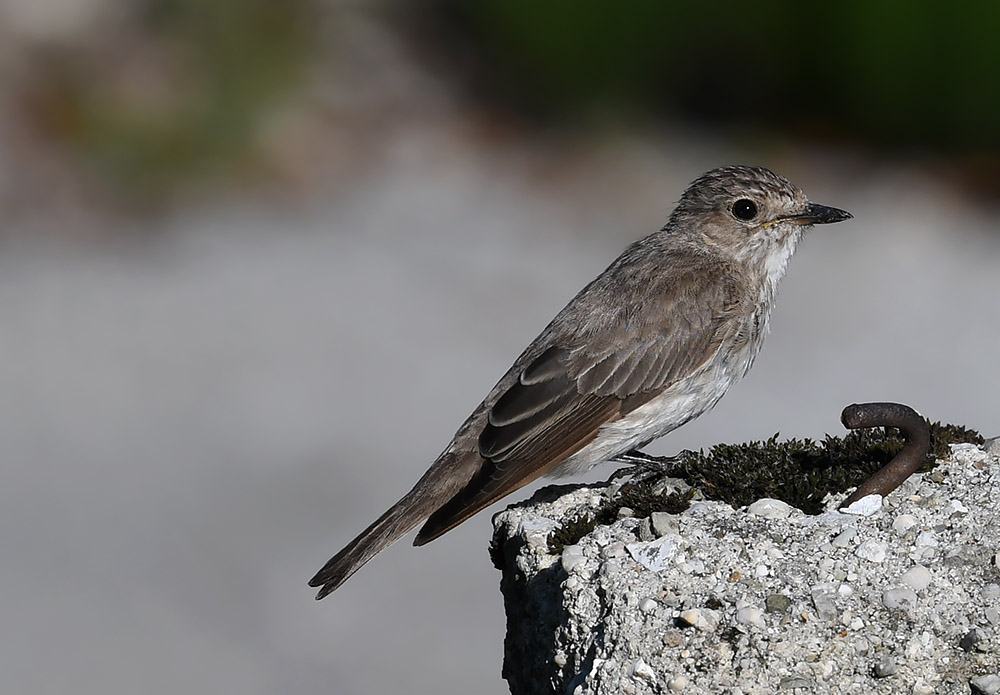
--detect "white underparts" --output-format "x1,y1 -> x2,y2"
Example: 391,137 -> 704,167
550,357 -> 738,477
549,226 -> 803,478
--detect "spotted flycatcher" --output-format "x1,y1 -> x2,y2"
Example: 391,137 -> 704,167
310,165 -> 851,598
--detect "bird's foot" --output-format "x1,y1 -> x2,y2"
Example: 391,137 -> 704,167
608,448 -> 688,482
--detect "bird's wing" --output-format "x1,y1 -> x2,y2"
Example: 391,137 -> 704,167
414,262 -> 746,545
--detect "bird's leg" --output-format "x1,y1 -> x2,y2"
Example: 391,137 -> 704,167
608,448 -> 685,482
613,449 -> 677,466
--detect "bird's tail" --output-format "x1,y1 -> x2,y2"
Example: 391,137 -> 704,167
308,454 -> 469,599
308,499 -> 419,599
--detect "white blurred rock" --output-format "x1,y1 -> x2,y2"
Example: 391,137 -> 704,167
900,565 -> 932,592
855,539 -> 887,563
679,608 -> 719,632
971,674 -> 1000,695
893,514 -> 919,533
882,587 -> 918,615
747,498 -> 793,519
842,494 -> 883,516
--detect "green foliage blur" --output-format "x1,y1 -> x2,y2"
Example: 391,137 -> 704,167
18,1 -> 1000,205
26,0 -> 315,203
434,0 -> 1000,152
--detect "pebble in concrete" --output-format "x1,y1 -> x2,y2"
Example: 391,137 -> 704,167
971,674 -> 1000,695
900,565 -> 932,592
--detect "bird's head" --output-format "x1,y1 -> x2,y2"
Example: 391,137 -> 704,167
669,165 -> 852,280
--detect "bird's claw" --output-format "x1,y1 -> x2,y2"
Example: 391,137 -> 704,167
608,448 -> 686,483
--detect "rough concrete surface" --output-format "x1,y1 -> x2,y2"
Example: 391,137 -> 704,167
493,442 -> 1000,694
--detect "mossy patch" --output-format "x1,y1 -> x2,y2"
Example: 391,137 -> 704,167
543,420 -> 982,553
671,420 -> 982,514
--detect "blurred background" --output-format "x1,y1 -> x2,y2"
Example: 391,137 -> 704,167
2,2 -> 998,693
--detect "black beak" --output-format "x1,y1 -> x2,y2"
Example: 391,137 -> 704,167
792,203 -> 853,225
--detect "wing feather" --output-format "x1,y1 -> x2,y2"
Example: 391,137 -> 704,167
414,253 -> 749,545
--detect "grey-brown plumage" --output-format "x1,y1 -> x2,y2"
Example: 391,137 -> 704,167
309,165 -> 851,599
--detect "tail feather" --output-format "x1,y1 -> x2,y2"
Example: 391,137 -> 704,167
309,453 -> 473,599
309,501 -> 418,599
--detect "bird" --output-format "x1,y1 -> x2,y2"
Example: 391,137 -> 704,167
309,165 -> 852,599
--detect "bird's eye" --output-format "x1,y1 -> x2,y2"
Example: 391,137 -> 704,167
732,199 -> 758,221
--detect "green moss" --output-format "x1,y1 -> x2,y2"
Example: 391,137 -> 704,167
927,421 -> 985,458
542,419 -> 982,552
545,509 -> 616,555
666,419 -> 982,514
546,487 -> 695,554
